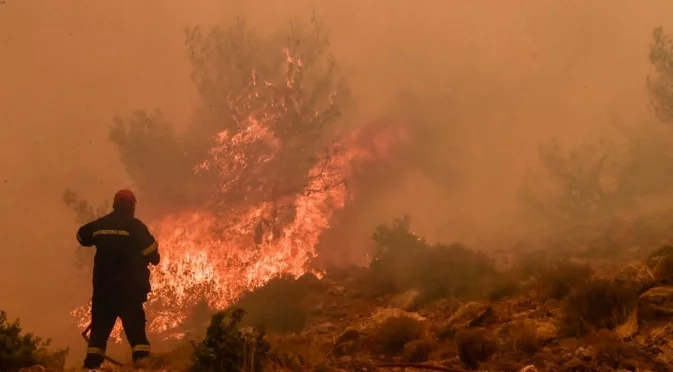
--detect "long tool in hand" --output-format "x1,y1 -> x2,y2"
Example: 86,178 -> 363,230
81,324 -> 124,366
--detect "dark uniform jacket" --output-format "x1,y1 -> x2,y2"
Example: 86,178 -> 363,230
76,210 -> 160,300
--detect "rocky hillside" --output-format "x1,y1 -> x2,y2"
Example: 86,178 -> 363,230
235,251 -> 673,372
12,223 -> 673,372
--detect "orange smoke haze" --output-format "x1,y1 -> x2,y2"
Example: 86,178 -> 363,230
2,0 -> 673,364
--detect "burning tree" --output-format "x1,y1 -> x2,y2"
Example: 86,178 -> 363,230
189,17 -> 350,237
66,16 -> 401,341
109,16 -> 350,243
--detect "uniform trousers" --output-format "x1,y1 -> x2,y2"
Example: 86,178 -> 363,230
83,291 -> 151,369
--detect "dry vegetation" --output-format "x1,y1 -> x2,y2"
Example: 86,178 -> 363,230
0,311 -> 68,372
12,212 -> 673,372
13,16 -> 673,372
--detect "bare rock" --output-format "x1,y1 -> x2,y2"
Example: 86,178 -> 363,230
368,308 -> 426,327
543,298 -> 562,318
647,246 -> 673,269
335,328 -> 360,345
574,345 -> 596,360
613,261 -> 655,293
645,323 -> 673,367
528,319 -> 558,343
311,301 -> 325,315
648,322 -> 673,342
334,328 -> 360,356
338,355 -> 352,363
342,308 -> 426,342
438,302 -> 494,339
519,365 -> 538,372
330,285 -> 346,296
495,319 -> 557,353
315,322 -> 336,334
389,289 -> 421,311
638,286 -> 673,321
18,367 -> 47,372
512,309 -> 537,321
647,246 -> 673,284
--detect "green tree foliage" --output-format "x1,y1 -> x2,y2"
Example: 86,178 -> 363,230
191,308 -> 270,372
0,311 -> 68,371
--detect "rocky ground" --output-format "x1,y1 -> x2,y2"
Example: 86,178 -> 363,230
259,260 -> 673,372
18,244 -> 673,372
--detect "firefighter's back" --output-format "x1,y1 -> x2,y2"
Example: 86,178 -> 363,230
89,211 -> 146,296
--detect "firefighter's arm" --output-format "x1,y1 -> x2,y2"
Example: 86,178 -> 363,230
134,220 -> 160,266
76,222 -> 95,247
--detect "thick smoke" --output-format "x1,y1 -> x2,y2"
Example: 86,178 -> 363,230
3,0 -> 673,364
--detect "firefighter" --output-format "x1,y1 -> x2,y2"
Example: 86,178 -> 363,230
76,189 -> 160,369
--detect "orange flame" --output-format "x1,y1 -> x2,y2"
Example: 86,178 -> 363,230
71,48 -> 404,342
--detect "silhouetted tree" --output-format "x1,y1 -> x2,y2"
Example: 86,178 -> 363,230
520,123 -> 673,233
648,27 -> 673,124
518,27 -> 673,250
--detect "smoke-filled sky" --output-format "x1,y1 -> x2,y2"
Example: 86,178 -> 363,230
1,0 -> 673,353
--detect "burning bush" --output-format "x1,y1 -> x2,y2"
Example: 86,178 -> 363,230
0,310 -> 68,371
368,215 -> 494,303
560,279 -> 638,337
192,308 -> 270,372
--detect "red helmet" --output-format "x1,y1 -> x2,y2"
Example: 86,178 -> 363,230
113,189 -> 137,209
